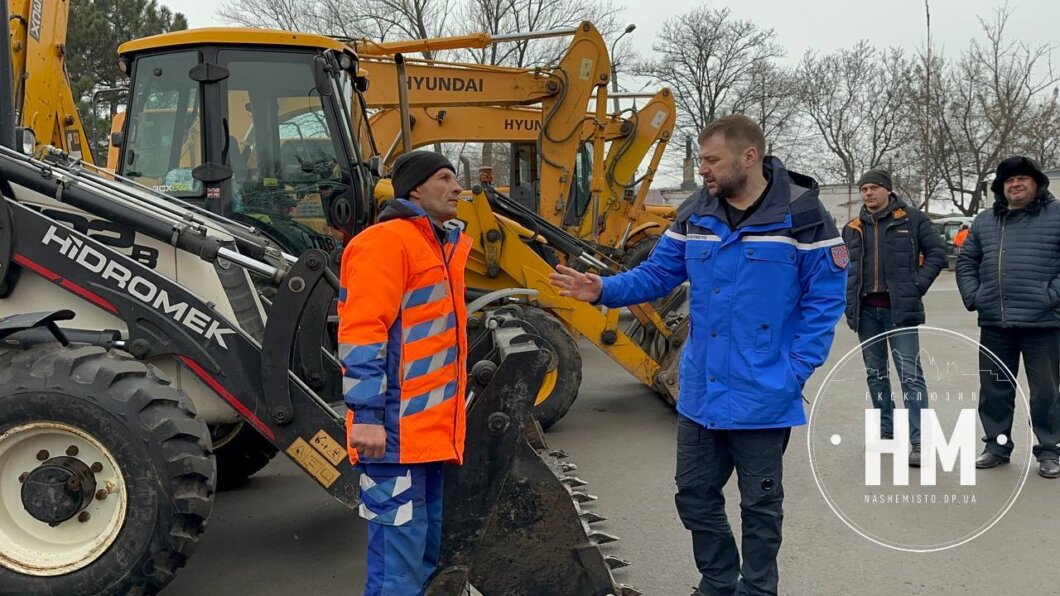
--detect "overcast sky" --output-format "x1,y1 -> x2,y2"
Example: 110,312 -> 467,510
164,0 -> 1058,64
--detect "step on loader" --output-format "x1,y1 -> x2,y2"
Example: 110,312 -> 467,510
0,8 -> 638,593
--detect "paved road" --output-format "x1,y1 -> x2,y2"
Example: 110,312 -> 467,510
167,271 -> 1058,595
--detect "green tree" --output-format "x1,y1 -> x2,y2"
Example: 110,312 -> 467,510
66,0 -> 187,161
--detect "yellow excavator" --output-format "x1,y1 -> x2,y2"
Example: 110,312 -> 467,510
352,22 -> 677,262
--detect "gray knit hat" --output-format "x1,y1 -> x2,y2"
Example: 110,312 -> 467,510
857,168 -> 893,191
391,151 -> 456,200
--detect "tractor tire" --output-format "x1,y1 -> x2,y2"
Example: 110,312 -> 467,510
210,422 -> 278,491
519,306 -> 582,430
621,235 -> 660,270
0,344 -> 214,595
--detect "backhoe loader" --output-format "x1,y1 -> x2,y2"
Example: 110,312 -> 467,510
0,10 -> 639,594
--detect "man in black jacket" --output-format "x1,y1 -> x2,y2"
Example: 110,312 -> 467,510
843,169 -> 947,466
956,156 -> 1060,479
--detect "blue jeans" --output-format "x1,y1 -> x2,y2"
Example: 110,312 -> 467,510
857,306 -> 926,444
360,462 -> 444,596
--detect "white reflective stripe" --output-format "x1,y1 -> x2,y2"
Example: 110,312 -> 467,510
402,282 -> 449,309
393,501 -> 414,525
342,374 -> 387,398
358,469 -> 413,498
392,471 -> 412,497
358,500 -> 414,526
402,314 -> 454,343
742,235 -> 845,250
399,381 -> 455,417
403,346 -> 456,380
687,233 -> 721,242
337,342 -> 386,364
664,229 -> 687,241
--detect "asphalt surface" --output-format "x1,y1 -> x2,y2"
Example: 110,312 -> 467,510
166,271 -> 1058,595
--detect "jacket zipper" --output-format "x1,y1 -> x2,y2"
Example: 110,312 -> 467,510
873,215 -> 881,292
413,217 -> 464,455
434,225 -> 464,454
998,214 -> 1007,324
853,225 -> 865,329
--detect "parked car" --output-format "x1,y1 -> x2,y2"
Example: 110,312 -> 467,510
931,216 -> 974,270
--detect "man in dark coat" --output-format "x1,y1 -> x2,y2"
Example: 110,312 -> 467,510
956,156 -> 1060,479
842,169 -> 947,466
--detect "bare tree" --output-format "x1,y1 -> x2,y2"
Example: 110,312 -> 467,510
795,42 -> 913,186
727,62 -> 805,164
216,0 -> 322,30
927,7 -> 1058,215
1016,91 -> 1060,169
637,5 -> 783,140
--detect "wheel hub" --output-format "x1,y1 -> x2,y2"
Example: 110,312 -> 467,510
0,422 -> 127,576
21,456 -> 97,524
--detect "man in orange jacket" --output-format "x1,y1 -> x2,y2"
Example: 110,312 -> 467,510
337,150 -> 471,595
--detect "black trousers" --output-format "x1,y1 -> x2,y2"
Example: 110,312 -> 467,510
978,326 -> 1060,461
675,416 -> 790,596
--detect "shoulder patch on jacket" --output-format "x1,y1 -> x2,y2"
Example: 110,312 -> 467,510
830,244 -> 849,269
893,207 -> 907,219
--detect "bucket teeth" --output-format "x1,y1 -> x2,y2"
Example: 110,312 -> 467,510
548,449 -> 569,459
604,555 -> 630,570
618,585 -> 643,596
571,491 -> 597,503
560,462 -> 578,472
561,476 -> 587,488
589,531 -> 619,545
579,511 -> 606,524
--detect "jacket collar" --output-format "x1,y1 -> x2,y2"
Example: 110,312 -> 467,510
378,198 -> 459,244
859,194 -> 909,223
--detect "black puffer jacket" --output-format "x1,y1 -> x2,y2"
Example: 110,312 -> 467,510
956,186 -> 1060,327
842,196 -> 946,331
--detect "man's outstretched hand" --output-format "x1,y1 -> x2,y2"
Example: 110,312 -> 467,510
549,264 -> 604,303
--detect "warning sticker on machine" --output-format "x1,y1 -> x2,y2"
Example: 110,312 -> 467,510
287,438 -> 340,487
310,430 -> 347,466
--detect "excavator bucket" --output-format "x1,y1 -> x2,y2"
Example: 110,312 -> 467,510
428,313 -> 639,596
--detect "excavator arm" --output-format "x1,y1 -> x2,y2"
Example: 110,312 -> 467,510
7,0 -> 91,162
357,21 -> 611,230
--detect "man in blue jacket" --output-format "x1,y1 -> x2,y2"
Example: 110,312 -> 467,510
551,115 -> 846,596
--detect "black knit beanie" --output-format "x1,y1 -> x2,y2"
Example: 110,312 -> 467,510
391,151 -> 456,200
857,168 -> 893,191
990,155 -> 1049,195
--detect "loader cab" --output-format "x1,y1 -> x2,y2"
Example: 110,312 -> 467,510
115,30 -> 378,254
509,141 -> 591,228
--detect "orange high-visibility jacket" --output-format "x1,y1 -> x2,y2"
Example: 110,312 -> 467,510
338,198 -> 472,465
